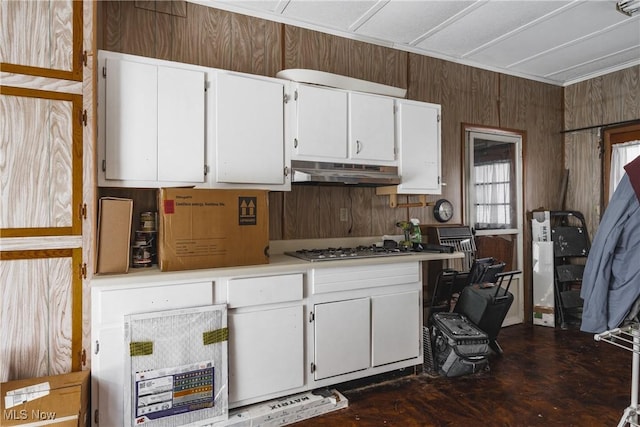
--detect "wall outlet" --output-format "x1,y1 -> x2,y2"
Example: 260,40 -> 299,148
340,208 -> 348,222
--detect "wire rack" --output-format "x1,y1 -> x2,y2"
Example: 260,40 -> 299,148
595,324 -> 640,427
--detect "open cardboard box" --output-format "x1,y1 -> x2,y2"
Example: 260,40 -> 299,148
1,370 -> 90,426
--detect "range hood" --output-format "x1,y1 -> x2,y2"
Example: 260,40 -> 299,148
291,161 -> 401,186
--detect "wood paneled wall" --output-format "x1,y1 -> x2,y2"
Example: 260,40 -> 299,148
98,0 -> 565,235
100,1 -> 281,77
564,66 -> 640,237
98,1 -> 572,321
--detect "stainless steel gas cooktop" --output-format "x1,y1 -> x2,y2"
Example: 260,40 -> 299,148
285,246 -> 416,262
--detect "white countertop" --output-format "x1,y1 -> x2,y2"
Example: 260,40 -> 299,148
90,250 -> 464,288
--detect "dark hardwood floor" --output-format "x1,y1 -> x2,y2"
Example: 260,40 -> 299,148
292,324 -> 633,426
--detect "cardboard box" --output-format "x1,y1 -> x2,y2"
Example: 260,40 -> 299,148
1,370 -> 90,426
212,389 -> 348,427
531,210 -> 551,242
158,188 -> 269,272
532,240 -> 555,327
96,197 -> 133,274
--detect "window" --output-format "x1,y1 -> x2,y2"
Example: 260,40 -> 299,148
609,140 -> 640,199
468,136 -> 518,231
474,160 -> 511,229
603,124 -> 640,203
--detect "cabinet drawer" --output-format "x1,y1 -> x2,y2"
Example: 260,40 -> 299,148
227,274 -> 303,308
312,262 -> 419,294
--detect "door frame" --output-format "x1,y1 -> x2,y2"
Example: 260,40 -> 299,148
462,124 -> 525,326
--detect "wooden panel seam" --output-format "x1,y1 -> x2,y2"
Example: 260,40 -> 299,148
71,247 -> 83,371
0,248 -> 74,260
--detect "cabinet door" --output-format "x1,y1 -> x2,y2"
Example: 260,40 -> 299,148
1,249 -> 82,381
294,84 -> 347,160
371,291 -> 420,366
158,66 -> 205,183
228,305 -> 304,404
104,58 -> 158,181
215,73 -> 285,184
313,298 -> 370,380
396,100 -> 441,194
349,92 -> 395,162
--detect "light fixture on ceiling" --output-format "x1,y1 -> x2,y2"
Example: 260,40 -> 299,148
616,0 -> 640,16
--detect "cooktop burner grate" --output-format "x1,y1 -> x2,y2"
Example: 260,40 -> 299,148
285,246 -> 415,262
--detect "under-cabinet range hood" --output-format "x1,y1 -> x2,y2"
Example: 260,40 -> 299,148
291,161 -> 401,186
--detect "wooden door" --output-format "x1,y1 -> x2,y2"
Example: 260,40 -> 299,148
0,0 -> 91,382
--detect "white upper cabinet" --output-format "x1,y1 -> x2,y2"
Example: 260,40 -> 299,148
98,51 -> 206,187
348,92 -> 395,162
291,83 -> 396,165
209,71 -> 290,190
157,66 -> 206,183
104,58 -> 157,182
293,83 -> 348,161
393,99 -> 442,194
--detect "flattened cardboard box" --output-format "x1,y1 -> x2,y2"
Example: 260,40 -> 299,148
96,197 -> 133,274
1,370 -> 89,426
158,188 -> 269,272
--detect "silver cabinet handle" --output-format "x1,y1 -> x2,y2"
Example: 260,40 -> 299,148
356,140 -> 362,154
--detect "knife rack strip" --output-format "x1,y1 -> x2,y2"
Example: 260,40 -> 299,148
595,324 -> 640,427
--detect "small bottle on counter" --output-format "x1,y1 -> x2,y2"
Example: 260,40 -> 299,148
409,218 -> 422,244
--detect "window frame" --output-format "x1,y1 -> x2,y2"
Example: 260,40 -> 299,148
603,123 -> 640,204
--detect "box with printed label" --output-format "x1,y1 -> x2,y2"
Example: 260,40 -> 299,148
1,370 -> 89,426
158,188 -> 269,272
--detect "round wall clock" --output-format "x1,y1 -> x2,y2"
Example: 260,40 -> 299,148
433,199 -> 454,223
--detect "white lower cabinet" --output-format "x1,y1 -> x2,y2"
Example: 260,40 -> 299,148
90,263 -> 426,422
313,298 -> 371,380
228,305 -> 304,405
309,262 -> 423,387
91,280 -> 217,427
371,291 -> 420,366
227,273 -> 305,408
312,291 -> 421,381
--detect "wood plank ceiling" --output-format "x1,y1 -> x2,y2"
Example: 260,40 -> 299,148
194,0 -> 640,87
